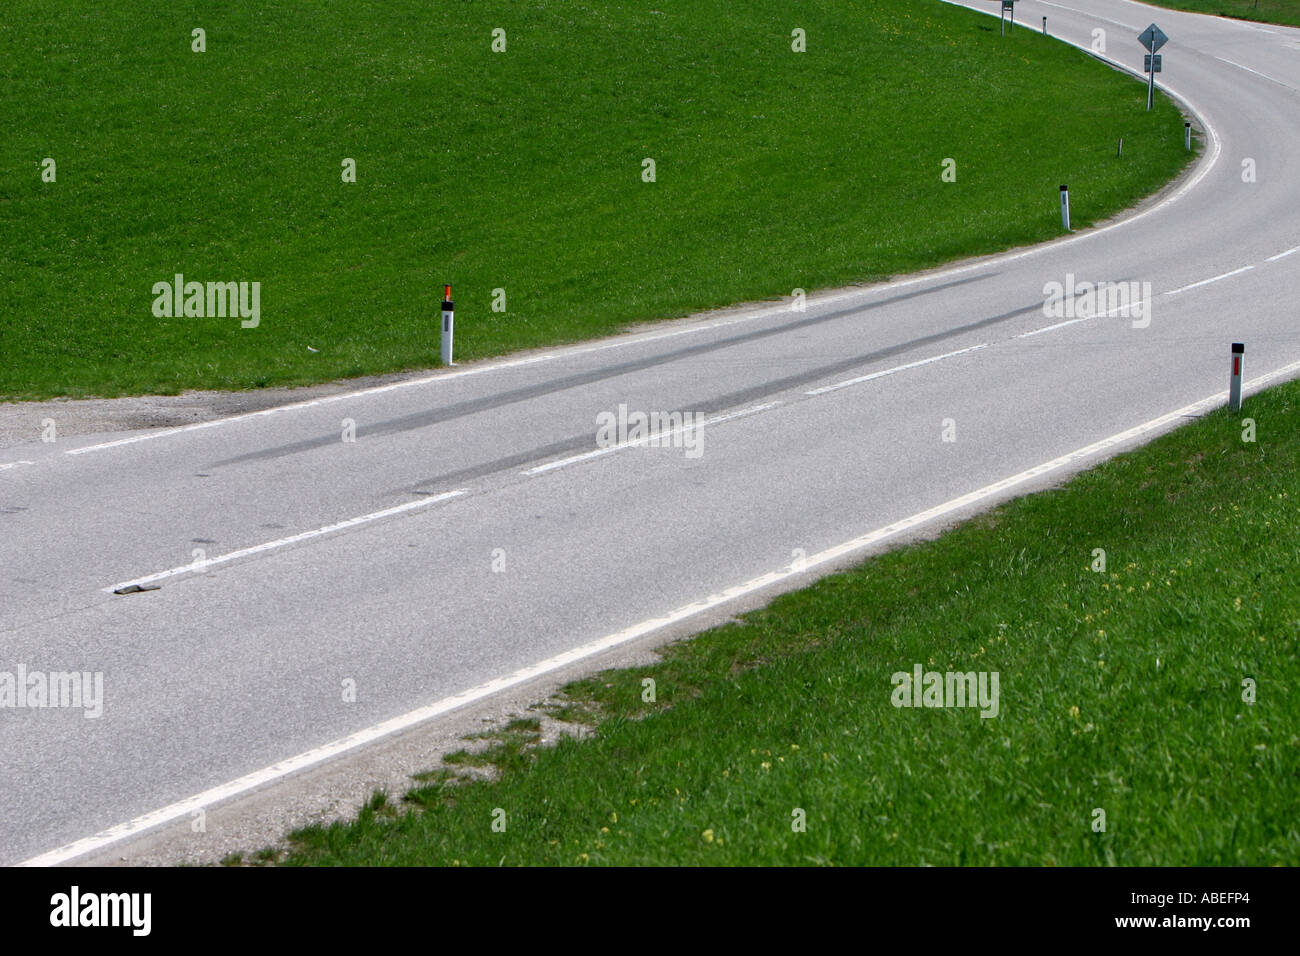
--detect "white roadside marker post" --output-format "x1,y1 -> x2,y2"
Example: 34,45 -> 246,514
1185,121 -> 1192,150
1229,343 -> 1245,412
1042,16 -> 1047,34
441,284 -> 455,366
1060,185 -> 1071,232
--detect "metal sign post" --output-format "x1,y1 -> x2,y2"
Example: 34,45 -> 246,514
1138,23 -> 1169,111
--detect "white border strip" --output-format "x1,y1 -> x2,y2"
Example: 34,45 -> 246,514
1215,56 -> 1291,87
1034,0 -> 1137,31
1165,265 -> 1254,296
102,489 -> 467,593
803,344 -> 988,396
522,402 -> 780,477
22,357 -> 1300,868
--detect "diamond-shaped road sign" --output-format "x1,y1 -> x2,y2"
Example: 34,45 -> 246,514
1139,23 -> 1168,54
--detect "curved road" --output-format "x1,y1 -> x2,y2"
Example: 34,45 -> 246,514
3,0 -> 1299,865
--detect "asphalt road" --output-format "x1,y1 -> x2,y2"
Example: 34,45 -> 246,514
4,0 -> 1299,865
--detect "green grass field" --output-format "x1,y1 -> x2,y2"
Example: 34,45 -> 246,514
1144,0 -> 1300,28
1,1 -> 1193,400
277,382 -> 1300,867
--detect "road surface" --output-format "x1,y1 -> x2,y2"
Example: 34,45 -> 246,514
3,0 -> 1298,864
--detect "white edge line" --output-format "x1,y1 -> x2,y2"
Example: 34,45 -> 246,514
1032,0 -> 1137,31
1266,246 -> 1300,263
101,489 -> 468,593
1164,265 -> 1255,297
522,402 -> 781,477
1019,294 -> 1155,338
1215,56 -> 1289,86
1019,317 -> 1087,338
58,8 -> 1224,462
1212,13 -> 1281,36
803,343 -> 988,396
24,356 -> 1300,868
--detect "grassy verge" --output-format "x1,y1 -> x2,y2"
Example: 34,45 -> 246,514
1,0 -> 1193,400
280,381 -> 1300,866
1140,1 -> 1300,28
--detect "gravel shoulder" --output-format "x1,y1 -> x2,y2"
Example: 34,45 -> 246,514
0,372 -> 430,451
